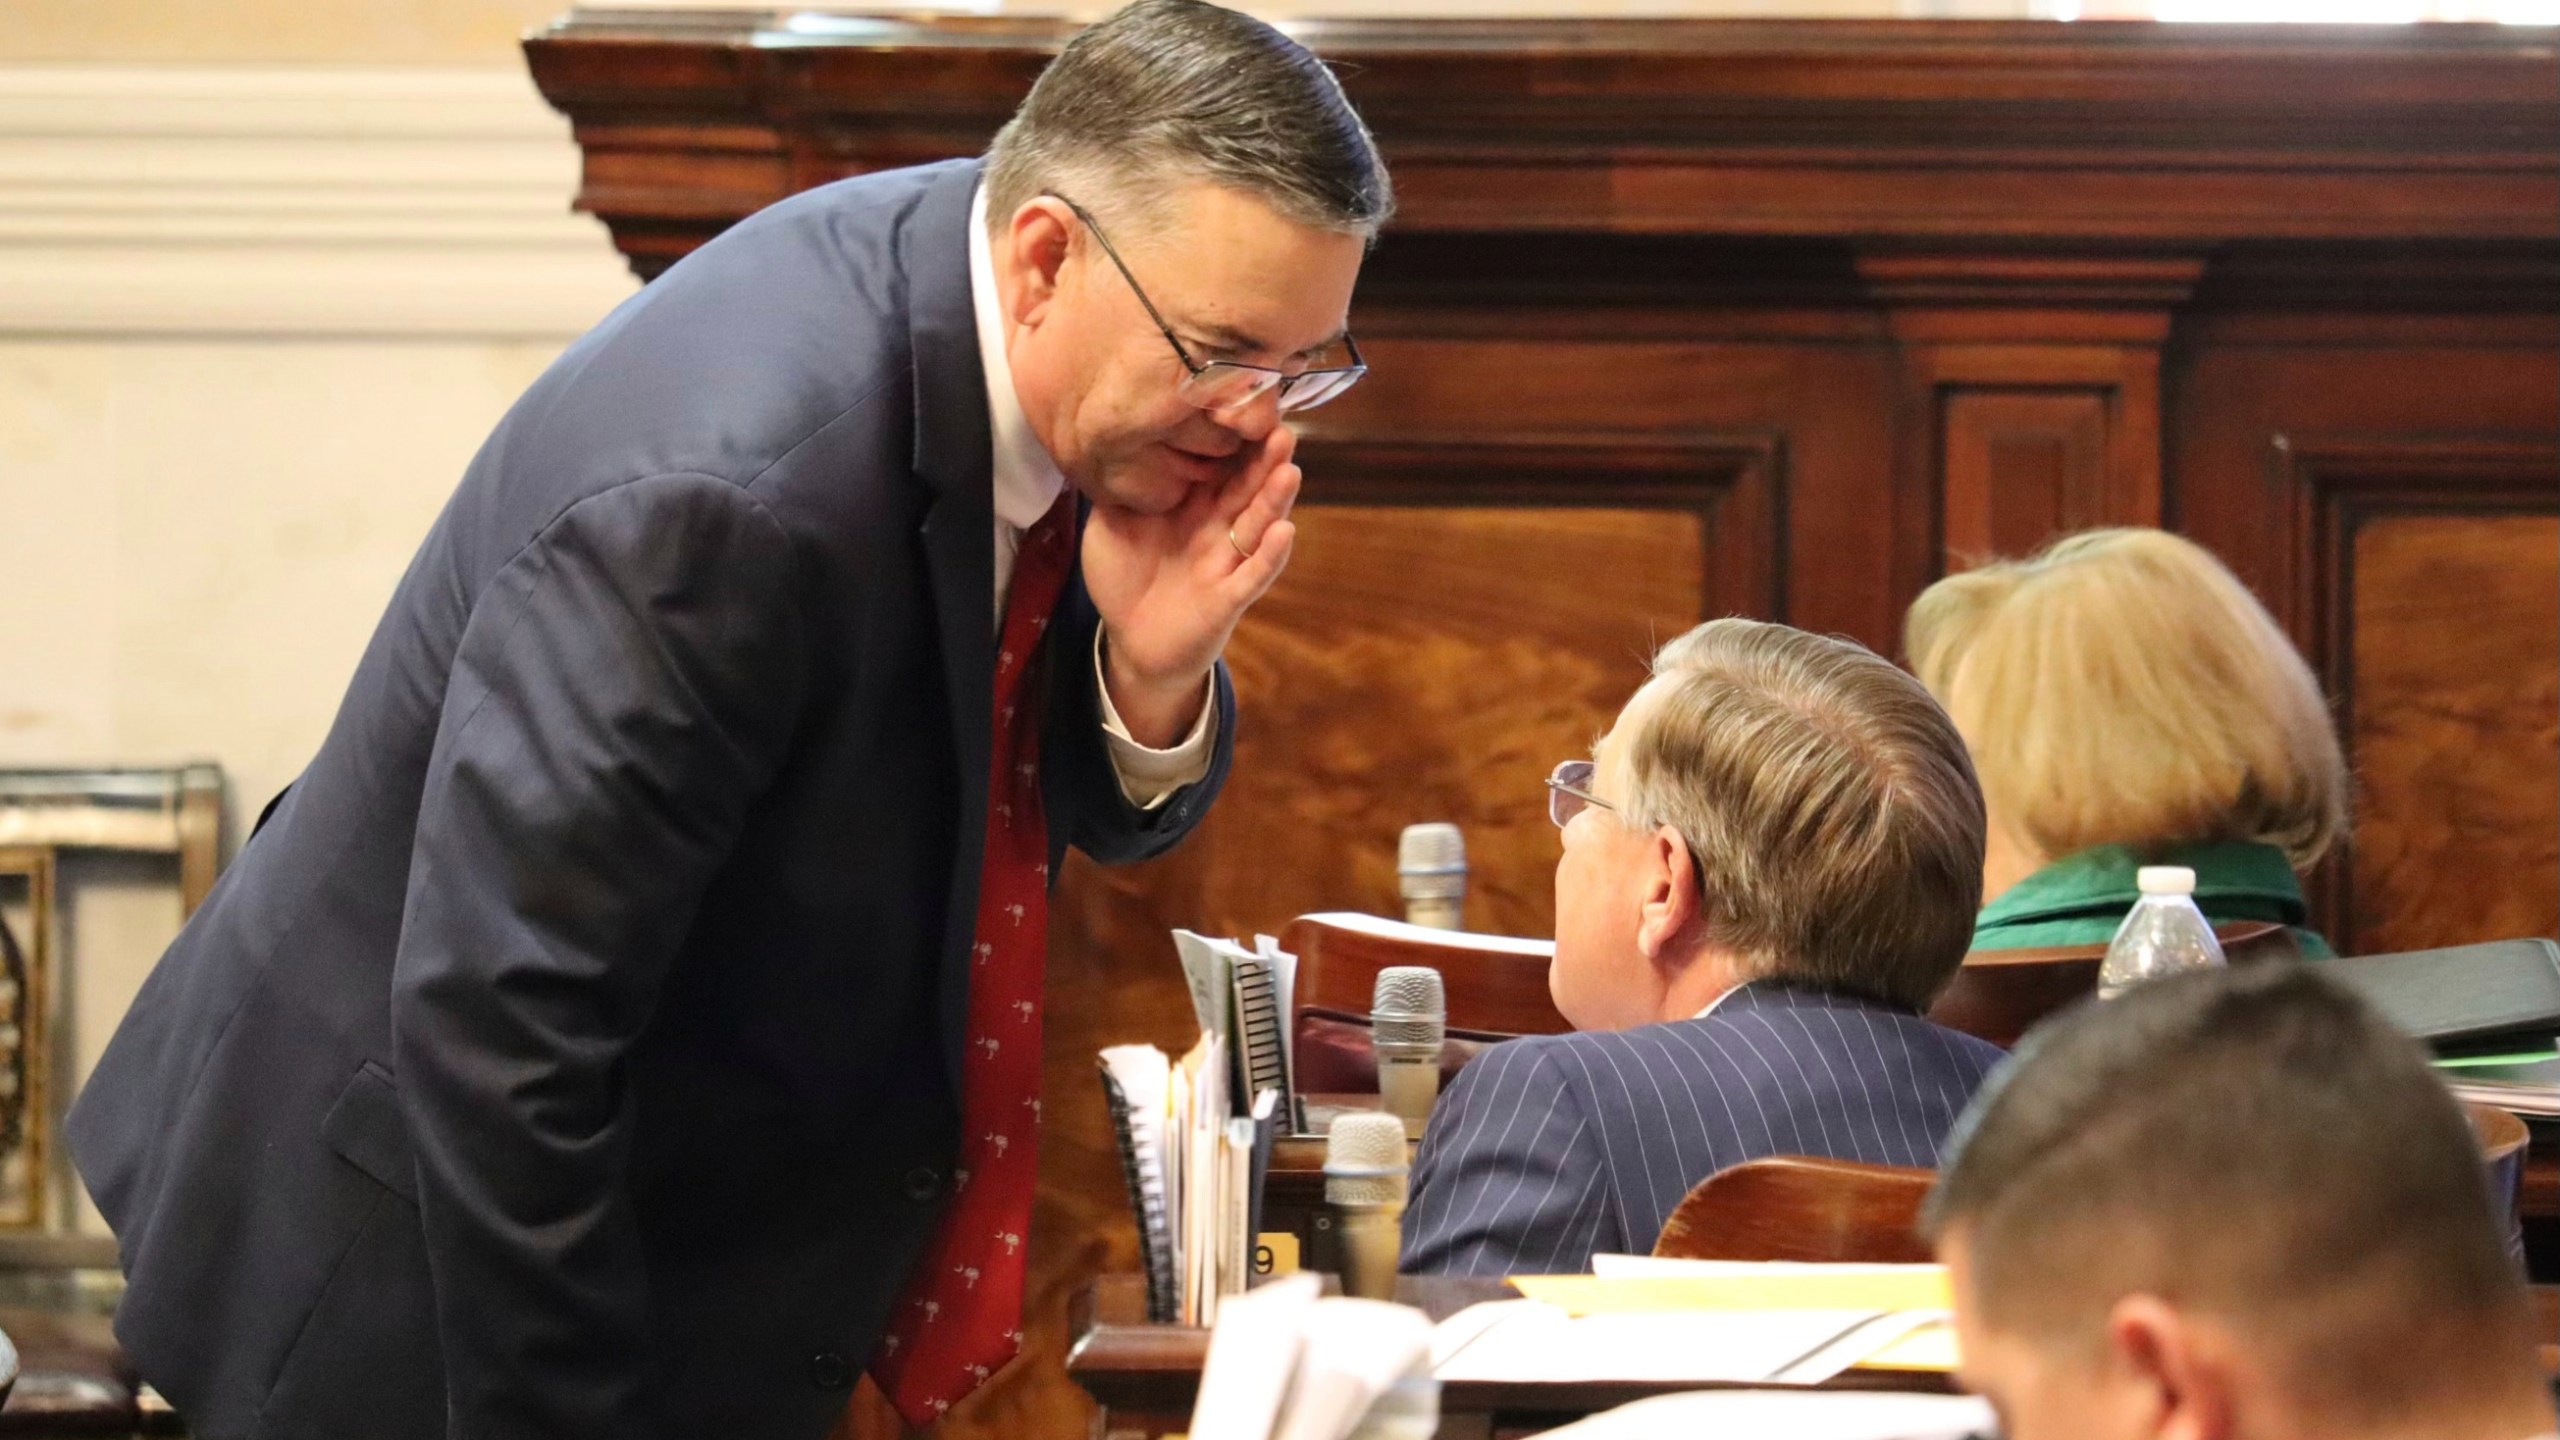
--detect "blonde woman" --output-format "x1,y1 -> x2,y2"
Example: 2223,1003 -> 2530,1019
1906,528 -> 2347,957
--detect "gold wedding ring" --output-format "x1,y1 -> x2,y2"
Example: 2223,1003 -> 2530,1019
1228,527 -> 1254,561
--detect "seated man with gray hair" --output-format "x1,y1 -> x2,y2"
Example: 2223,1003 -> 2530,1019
1401,618 -> 2005,1275
1927,964 -> 2554,1440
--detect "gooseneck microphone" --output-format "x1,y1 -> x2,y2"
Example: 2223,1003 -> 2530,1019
1371,966 -> 1446,1141
1397,823 -> 1467,931
1322,1111 -> 1410,1301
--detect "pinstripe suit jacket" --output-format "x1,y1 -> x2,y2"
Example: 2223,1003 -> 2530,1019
1400,982 -> 2005,1276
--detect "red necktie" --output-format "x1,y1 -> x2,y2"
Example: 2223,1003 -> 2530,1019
871,491 -> 1077,1427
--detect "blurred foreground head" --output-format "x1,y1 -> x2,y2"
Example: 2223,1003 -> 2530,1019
1926,964 -> 2551,1440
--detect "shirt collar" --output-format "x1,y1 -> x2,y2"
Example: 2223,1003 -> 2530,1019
968,183 -> 1069,532
1691,983 -> 1740,1021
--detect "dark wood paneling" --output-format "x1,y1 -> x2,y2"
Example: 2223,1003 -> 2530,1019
2172,336 -> 2560,955
1941,389 -> 2111,568
2350,513 -> 2560,955
2274,438 -> 2560,955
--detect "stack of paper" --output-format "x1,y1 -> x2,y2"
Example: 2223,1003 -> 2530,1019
2436,1047 -> 2560,1118
1535,1391 -> 1993,1439
1098,1033 -> 1279,1326
1173,930 -> 1302,1131
1429,1261 -> 1960,1388
1190,1272 -> 1439,1440
1096,929 -> 1305,1325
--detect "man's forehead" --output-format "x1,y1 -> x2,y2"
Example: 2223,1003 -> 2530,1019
1120,182 -> 1361,351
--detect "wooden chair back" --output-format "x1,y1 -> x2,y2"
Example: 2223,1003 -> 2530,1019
1647,1114 -> 2531,1271
1279,913 -> 1567,1093
1652,1155 -> 1936,1264
1929,921 -> 2302,1049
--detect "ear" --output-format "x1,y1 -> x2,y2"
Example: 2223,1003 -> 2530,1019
998,196 -> 1079,333
2106,1295 -> 2237,1440
1634,827 -> 1702,961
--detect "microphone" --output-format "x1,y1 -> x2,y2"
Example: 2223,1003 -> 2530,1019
1322,1111 -> 1409,1301
1371,966 -> 1446,1141
1397,823 -> 1466,931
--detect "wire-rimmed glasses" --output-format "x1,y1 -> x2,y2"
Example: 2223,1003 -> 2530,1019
1051,194 -> 1367,415
1546,760 -> 1614,830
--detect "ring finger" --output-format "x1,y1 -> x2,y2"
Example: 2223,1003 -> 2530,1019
1223,462 -> 1300,564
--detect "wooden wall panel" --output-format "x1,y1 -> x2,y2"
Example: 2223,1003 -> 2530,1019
2170,333 -> 2560,955
1322,334 -> 1899,648
1941,389 -> 2111,567
2348,514 -> 2560,954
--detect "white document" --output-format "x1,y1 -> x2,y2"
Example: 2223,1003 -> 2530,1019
1590,1255 -> 1942,1281
1272,1297 -> 1436,1440
1533,1390 -> 1995,1440
1174,929 -> 1249,1041
1189,1272 -> 1321,1440
1429,1300 -> 1944,1387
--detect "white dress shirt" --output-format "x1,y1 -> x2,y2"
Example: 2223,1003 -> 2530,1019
968,185 -> 1217,811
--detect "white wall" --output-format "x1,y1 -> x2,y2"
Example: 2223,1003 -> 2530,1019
0,64 -> 635,1228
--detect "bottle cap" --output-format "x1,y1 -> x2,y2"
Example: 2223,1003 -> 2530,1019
2136,866 -> 2197,896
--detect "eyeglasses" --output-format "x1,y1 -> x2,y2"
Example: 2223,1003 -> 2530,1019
1050,194 -> 1367,415
1546,759 -> 1614,830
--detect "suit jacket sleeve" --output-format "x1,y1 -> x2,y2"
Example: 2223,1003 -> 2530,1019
391,474 -> 808,1440
1040,581 -> 1233,868
1400,1039 -> 1622,1277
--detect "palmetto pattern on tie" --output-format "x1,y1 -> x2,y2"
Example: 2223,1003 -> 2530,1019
871,491 -> 1076,1427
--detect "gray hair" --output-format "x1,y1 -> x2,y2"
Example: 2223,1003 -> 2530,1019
1609,619 -> 1987,1013
983,0 -> 1393,241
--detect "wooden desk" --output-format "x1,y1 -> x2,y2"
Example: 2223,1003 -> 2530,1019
1073,1278 -> 2560,1440
1067,1274 -> 1955,1440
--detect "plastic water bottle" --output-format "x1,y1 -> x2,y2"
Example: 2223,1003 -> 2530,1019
2097,866 -> 2227,999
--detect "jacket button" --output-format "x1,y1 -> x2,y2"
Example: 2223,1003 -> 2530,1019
902,1165 -> 942,1203
810,1351 -> 852,1392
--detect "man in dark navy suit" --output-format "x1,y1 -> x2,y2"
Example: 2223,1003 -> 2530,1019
1403,619 -> 2006,1275
66,3 -> 1390,1436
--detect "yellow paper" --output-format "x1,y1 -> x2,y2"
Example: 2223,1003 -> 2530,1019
1861,1318 -> 1961,1372
1511,1267 -> 1953,1316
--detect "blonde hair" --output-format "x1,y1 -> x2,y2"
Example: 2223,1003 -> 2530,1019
1905,528 -> 2347,869
1612,619 -> 1987,1013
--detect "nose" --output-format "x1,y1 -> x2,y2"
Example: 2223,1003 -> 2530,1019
1209,381 -> 1283,443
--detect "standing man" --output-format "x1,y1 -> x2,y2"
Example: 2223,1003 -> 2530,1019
66,4 -> 1391,1436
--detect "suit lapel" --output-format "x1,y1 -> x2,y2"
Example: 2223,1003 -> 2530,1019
904,159 -> 998,1096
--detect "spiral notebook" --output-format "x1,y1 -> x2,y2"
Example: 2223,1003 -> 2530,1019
1100,1032 -> 1278,1326
1099,1044 -> 1181,1322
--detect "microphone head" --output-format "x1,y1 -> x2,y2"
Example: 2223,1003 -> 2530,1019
1397,823 -> 1467,901
1324,1111 -> 1410,1206
1370,966 -> 1446,1050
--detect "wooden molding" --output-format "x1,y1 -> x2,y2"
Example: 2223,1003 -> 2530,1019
1292,428 -> 1787,622
528,14 -> 2560,280
2279,433 -> 2560,680
0,66 -> 636,336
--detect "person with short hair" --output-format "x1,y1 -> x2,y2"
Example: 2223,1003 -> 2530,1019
1905,527 -> 2348,956
67,3 -> 1389,1435
1400,619 -> 2006,1276
1927,964 -> 2554,1440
